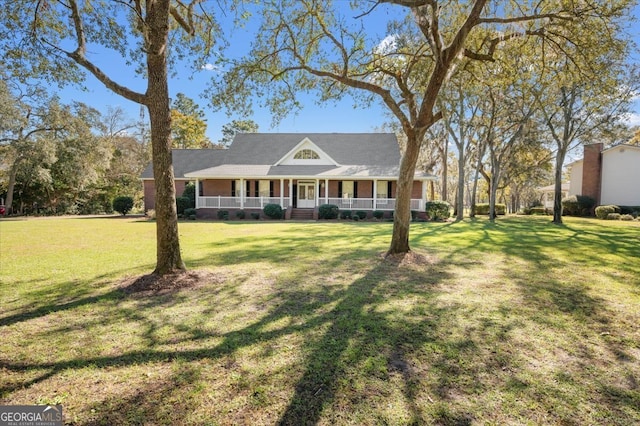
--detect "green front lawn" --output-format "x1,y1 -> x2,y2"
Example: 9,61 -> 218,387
1,216 -> 639,425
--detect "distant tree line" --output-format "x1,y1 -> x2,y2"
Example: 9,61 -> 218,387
0,81 -> 150,216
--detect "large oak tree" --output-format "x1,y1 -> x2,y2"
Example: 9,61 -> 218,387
213,0 -> 630,254
1,1 -> 225,274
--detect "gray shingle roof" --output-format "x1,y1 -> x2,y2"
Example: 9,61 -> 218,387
142,133 -> 435,180
224,133 -> 401,166
140,148 -> 227,179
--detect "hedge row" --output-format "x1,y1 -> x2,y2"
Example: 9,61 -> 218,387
595,204 -> 639,220
561,195 -> 596,217
473,203 -> 506,216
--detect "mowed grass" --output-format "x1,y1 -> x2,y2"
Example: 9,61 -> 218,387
0,215 -> 639,425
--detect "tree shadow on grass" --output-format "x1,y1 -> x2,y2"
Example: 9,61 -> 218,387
3,218 -> 638,423
187,222 -> 394,270
0,288 -> 125,328
503,256 -> 640,422
81,359 -> 206,426
408,217 -> 640,423
275,252 -> 477,425
0,265 -> 186,328
0,251 -> 483,425
411,217 -> 640,278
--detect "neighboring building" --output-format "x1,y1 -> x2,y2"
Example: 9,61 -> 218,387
538,183 -> 570,209
141,133 -> 436,218
568,143 -> 640,206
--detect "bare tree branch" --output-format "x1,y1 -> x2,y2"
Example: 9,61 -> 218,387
478,12 -> 576,25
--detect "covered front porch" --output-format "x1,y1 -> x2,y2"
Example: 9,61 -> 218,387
195,177 -> 428,212
538,183 -> 569,209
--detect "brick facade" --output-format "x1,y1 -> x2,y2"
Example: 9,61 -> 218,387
143,178 -> 426,212
143,179 -> 189,212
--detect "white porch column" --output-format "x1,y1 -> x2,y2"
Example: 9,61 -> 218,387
280,179 -> 284,207
289,179 -> 293,208
195,178 -> 200,209
324,178 -> 329,204
422,180 -> 428,209
240,178 -> 245,209
373,179 -> 378,210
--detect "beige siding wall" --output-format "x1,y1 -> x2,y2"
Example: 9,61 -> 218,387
568,161 -> 583,196
601,146 -> 640,206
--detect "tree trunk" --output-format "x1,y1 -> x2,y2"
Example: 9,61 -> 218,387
489,175 -> 498,221
552,148 -> 566,224
4,159 -> 18,215
469,142 -> 485,219
388,134 -> 422,255
455,146 -> 465,220
470,164 -> 480,218
489,159 -> 500,222
147,0 -> 186,274
441,141 -> 448,202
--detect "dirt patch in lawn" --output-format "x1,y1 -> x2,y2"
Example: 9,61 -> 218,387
381,250 -> 438,267
118,270 -> 223,296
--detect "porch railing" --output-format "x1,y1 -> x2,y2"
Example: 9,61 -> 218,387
243,197 -> 291,209
198,196 -> 423,211
326,198 -> 424,211
198,196 -> 290,209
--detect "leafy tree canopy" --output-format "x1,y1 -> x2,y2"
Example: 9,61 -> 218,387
218,119 -> 259,148
171,93 -> 211,148
212,0 -> 636,253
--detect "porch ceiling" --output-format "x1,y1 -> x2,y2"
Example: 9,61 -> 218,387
184,164 -> 436,180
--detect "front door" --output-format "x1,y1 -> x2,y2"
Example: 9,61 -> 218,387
297,182 -> 316,208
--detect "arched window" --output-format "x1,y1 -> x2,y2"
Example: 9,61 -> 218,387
294,149 -> 320,160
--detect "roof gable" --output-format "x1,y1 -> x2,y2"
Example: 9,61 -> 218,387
602,144 -> 640,156
275,137 -> 339,166
224,133 -> 401,166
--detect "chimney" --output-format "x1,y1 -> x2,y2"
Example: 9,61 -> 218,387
581,143 -> 603,205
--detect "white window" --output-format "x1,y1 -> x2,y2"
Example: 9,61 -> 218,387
259,180 -> 270,197
342,181 -> 354,198
294,149 -> 320,160
376,180 -> 388,198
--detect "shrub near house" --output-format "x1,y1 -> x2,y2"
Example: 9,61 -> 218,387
425,201 -> 451,221
562,195 -> 596,216
318,204 -> 339,219
263,204 -> 283,219
595,205 -> 620,219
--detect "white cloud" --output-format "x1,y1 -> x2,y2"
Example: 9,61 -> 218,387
622,112 -> 640,127
201,63 -> 220,72
374,34 -> 398,55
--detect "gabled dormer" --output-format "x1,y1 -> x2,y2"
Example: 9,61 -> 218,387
275,137 -> 339,166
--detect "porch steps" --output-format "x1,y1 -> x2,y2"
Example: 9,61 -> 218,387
290,208 -> 314,220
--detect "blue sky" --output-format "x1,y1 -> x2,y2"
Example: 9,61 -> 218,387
57,3 -> 640,145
